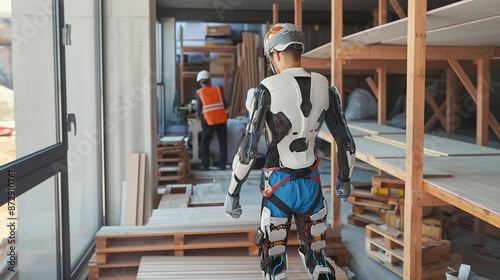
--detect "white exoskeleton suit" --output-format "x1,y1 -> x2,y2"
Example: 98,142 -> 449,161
224,23 -> 356,280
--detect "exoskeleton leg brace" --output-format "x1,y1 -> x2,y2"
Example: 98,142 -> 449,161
295,199 -> 335,280
256,207 -> 290,280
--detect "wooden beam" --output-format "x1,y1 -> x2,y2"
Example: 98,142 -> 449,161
404,0 -> 427,279
474,58 -> 490,246
474,217 -> 486,246
365,76 -> 378,100
301,58 -> 331,69
495,47 -> 500,58
373,8 -> 379,27
331,0 -> 343,229
424,101 -> 446,132
388,0 -> 407,19
294,0 -> 304,29
180,26 -> 185,104
448,59 -> 500,140
273,3 -> 278,25
425,89 -> 447,130
265,21 -> 270,32
446,68 -> 458,134
411,190 -> 449,206
477,58 -> 490,146
377,67 -> 387,124
339,46 -> 495,60
378,0 -> 387,25
301,58 -> 476,71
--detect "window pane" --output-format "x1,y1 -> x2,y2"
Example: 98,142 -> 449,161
0,0 -> 58,167
17,176 -> 59,280
64,0 -> 103,270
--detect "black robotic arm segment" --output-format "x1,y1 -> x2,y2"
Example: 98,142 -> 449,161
324,86 -> 356,182
228,85 -> 272,196
237,84 -> 272,165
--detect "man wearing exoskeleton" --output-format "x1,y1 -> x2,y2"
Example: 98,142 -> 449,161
224,23 -> 356,280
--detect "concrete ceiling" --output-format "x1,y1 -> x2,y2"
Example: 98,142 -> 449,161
157,0 -> 458,12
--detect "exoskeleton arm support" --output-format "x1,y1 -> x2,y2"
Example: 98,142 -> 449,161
228,85 -> 271,197
324,86 -> 356,182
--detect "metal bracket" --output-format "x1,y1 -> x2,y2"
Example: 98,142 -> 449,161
62,24 -> 72,46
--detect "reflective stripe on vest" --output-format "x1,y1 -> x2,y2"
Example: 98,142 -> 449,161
197,86 -> 227,125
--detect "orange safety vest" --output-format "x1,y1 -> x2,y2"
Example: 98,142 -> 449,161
196,86 -> 227,125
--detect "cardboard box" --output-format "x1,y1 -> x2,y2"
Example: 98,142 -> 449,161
206,25 -> 231,36
217,54 -> 235,65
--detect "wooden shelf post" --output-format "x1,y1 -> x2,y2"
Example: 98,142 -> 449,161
295,0 -> 304,29
404,0 -> 427,279
378,0 -> 387,25
180,26 -> 184,104
377,67 -> 387,124
473,58 -> 490,246
446,68 -> 458,134
330,0 -> 343,229
273,4 -> 278,25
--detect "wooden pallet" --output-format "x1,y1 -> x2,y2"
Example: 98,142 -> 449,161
91,206 -> 349,279
365,224 -> 451,266
368,251 -> 462,280
136,255 -> 349,280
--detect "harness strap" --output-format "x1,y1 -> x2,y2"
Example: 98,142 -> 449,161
266,195 -> 293,217
306,176 -> 323,215
270,159 -> 320,180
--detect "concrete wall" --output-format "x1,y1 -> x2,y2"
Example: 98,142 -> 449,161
103,0 -> 157,226
161,17 -> 177,121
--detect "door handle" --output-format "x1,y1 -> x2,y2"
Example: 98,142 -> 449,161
67,113 -> 77,136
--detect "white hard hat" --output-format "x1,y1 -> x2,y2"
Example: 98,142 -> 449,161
264,23 -> 305,57
197,70 -> 210,82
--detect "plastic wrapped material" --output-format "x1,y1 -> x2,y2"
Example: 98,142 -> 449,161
344,88 -> 377,120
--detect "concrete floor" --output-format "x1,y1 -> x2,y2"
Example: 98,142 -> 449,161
191,157 -> 500,279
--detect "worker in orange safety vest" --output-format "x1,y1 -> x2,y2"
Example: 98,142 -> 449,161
195,70 -> 228,171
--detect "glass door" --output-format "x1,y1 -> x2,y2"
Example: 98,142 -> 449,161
63,0 -> 104,275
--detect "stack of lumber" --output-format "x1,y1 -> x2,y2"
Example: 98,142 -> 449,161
365,224 -> 462,280
157,136 -> 189,185
348,176 -> 405,226
136,255 -> 349,280
89,205 -> 349,279
228,33 -> 264,118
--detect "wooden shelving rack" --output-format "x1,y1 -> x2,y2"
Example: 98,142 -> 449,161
179,26 -> 237,104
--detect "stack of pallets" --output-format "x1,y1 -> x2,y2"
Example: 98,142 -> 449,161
88,205 -> 350,279
347,176 -> 405,226
365,224 -> 462,279
157,136 -> 189,185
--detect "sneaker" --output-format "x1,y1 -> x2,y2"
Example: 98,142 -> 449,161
197,166 -> 209,171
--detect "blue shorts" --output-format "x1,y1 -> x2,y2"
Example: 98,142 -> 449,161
264,168 -> 324,218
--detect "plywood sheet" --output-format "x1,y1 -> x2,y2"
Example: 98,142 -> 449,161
375,158 -> 452,180
354,136 -> 434,159
320,123 -> 373,138
147,205 -> 262,227
348,120 -> 406,135
124,154 -> 140,226
137,256 -> 348,280
422,156 -> 500,227
371,134 -> 500,156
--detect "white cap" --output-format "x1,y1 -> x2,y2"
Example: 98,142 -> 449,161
197,70 -> 210,82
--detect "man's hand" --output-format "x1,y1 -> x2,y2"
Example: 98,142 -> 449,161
224,193 -> 242,219
334,179 -> 351,202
